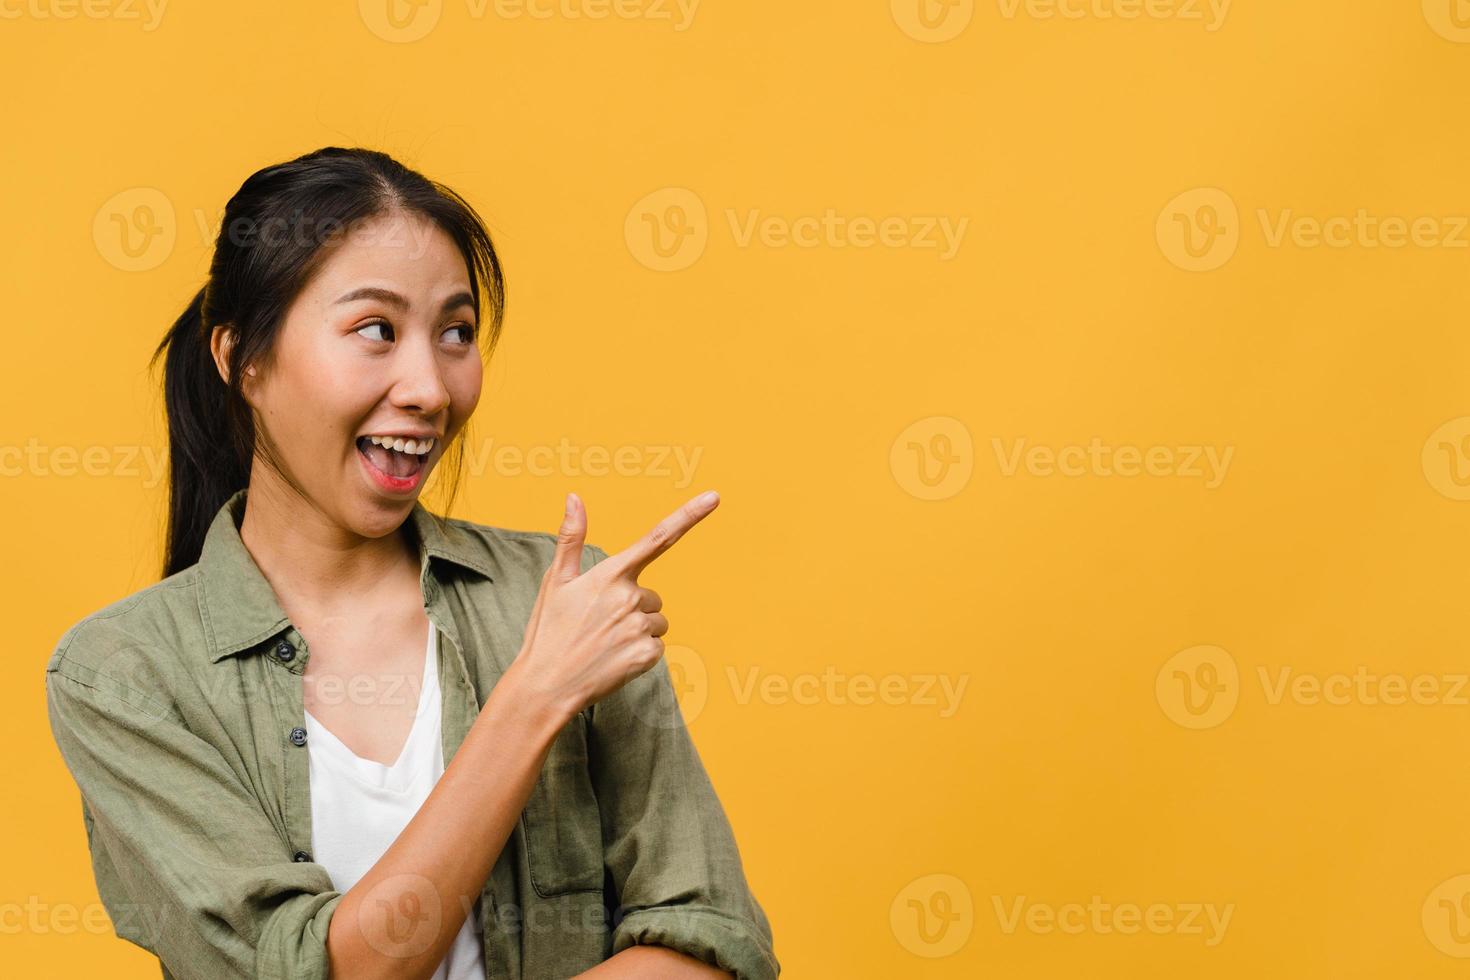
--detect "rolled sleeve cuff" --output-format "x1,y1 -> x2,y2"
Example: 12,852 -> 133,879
254,891 -> 343,980
611,906 -> 778,980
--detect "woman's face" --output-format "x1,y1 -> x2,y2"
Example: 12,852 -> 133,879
233,208 -> 483,536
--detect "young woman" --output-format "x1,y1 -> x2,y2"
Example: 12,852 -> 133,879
45,147 -> 778,980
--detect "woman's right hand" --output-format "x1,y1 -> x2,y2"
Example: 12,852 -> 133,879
508,490 -> 720,722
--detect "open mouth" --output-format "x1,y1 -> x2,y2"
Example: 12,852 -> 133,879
356,435 -> 432,490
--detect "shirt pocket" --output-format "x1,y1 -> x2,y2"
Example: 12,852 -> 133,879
520,712 -> 605,896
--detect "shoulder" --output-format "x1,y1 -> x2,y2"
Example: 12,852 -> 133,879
45,567 -> 201,712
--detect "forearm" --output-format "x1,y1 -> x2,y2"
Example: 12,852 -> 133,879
326,658 -> 567,980
573,945 -> 734,979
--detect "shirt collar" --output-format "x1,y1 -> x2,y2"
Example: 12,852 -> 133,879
197,487 -> 494,662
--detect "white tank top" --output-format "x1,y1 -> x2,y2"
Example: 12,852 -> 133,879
303,620 -> 486,980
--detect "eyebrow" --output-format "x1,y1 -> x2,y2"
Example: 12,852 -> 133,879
334,286 -> 476,317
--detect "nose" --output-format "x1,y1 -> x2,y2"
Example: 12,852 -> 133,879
388,331 -> 452,420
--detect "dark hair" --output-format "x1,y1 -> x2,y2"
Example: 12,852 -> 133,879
149,147 -> 505,578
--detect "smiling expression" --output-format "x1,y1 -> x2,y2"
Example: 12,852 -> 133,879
235,208 -> 484,532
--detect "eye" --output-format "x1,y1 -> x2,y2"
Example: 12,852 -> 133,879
445,322 -> 477,345
356,320 -> 394,343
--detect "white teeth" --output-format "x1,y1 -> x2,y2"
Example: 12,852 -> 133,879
366,434 -> 434,456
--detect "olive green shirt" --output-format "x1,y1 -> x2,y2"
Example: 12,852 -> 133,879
44,488 -> 778,980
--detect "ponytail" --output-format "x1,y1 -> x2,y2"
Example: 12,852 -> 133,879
150,286 -> 252,578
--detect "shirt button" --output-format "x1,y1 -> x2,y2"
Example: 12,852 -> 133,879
293,850 -> 312,862
273,639 -> 296,662
289,726 -> 308,746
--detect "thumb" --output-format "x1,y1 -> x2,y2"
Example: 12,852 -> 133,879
548,491 -> 587,585
523,493 -> 583,648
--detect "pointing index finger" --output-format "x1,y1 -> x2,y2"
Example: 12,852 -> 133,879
602,491 -> 720,580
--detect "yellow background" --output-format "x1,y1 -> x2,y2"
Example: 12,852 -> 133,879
5,0 -> 1470,976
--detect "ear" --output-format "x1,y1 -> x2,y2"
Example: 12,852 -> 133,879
209,323 -> 234,385
209,324 -> 257,387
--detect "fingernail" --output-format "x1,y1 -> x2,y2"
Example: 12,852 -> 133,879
697,490 -> 719,508
565,492 -> 577,518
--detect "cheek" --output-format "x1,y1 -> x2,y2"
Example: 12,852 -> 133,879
261,344 -> 372,453
447,358 -> 484,423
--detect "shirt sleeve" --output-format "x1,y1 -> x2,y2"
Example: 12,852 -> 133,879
581,544 -> 780,980
45,627 -> 343,980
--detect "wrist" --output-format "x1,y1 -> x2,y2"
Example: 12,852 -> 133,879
494,658 -> 578,741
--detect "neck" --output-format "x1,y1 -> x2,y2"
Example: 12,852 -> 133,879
235,474 -> 419,624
